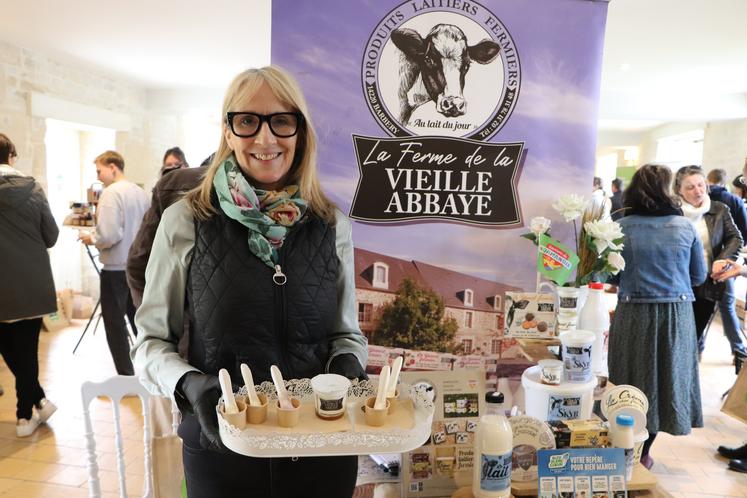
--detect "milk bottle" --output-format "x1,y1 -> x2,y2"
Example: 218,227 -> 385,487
611,414 -> 635,481
578,282 -> 610,375
473,414 -> 513,498
485,391 -> 507,417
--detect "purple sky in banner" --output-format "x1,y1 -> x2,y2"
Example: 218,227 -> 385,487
272,0 -> 608,290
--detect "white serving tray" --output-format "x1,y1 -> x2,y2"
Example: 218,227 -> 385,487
217,379 -> 434,457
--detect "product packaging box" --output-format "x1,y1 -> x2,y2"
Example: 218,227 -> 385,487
504,291 -> 557,339
548,419 -> 609,448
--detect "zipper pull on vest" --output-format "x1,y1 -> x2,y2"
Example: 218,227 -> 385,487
273,264 -> 287,286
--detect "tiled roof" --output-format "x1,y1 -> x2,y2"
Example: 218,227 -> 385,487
354,247 -> 521,311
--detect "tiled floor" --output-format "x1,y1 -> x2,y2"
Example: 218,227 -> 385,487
0,319 -> 146,497
1,317 -> 747,497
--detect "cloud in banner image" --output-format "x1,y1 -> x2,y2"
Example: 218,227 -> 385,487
319,170 -> 358,207
519,155 -> 590,208
295,45 -> 359,79
514,54 -> 596,125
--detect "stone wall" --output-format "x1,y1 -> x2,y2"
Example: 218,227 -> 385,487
0,39 -> 175,189
702,118 -> 747,179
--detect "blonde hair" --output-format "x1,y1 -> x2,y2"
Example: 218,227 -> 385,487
94,150 -> 125,171
186,66 -> 337,223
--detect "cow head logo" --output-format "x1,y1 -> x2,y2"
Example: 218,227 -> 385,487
391,24 -> 501,123
362,1 -> 521,141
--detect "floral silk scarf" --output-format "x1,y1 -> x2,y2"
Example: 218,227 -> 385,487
213,154 -> 307,268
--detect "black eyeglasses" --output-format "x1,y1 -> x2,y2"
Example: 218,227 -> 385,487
226,112 -> 304,138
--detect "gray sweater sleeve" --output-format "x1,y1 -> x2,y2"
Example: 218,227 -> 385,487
326,211 -> 369,372
131,200 -> 198,400
131,201 -> 368,398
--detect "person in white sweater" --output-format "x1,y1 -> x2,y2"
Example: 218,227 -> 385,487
79,151 -> 149,375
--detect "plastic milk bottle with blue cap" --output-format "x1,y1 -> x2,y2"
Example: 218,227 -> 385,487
473,413 -> 513,497
611,414 -> 635,481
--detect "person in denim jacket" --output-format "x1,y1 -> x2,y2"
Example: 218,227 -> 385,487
675,165 -> 745,359
609,164 -> 707,470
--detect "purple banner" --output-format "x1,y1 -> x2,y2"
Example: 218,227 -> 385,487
273,0 -> 608,363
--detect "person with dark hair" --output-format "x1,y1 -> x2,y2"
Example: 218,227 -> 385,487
160,147 -> 190,177
131,67 -> 367,497
127,155 -> 212,308
79,150 -> 150,375
732,175 -> 747,201
0,133 -> 59,437
610,178 -> 624,220
609,163 -> 707,469
675,165 -> 746,360
708,168 -> 747,240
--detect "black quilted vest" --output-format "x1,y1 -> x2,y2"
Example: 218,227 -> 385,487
187,209 -> 339,385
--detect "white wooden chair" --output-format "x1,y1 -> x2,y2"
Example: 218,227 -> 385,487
81,375 -> 154,498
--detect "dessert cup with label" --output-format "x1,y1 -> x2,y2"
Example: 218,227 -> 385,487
560,330 -> 595,383
310,374 -> 351,420
538,359 -> 563,385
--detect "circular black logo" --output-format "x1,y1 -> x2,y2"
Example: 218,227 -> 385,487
362,0 -> 521,140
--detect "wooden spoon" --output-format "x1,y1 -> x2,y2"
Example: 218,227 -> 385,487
374,366 -> 390,411
270,365 -> 293,410
218,368 -> 238,414
240,363 -> 262,407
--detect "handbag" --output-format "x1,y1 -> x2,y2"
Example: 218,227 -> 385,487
694,278 -> 725,302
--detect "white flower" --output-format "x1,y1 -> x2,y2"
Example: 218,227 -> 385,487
552,194 -> 586,222
529,216 -> 551,235
607,251 -> 626,274
584,219 -> 624,254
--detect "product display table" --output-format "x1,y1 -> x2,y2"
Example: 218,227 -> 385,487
516,338 -> 560,363
452,465 -> 658,497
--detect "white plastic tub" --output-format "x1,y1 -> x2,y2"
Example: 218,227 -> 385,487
560,330 -> 596,383
521,366 -> 597,422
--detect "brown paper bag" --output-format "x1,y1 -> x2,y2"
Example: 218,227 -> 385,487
722,365 -> 747,425
149,396 -> 184,498
57,288 -> 74,321
42,299 -> 70,332
72,293 -> 94,319
152,435 -> 183,498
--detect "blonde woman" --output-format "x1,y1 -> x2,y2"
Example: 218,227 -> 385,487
132,67 -> 368,497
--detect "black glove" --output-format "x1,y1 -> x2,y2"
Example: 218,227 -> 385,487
176,371 -> 227,452
329,353 -> 368,381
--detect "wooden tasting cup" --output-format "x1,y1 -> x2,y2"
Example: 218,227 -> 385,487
219,398 -> 247,430
386,389 -> 400,415
246,393 -> 269,425
364,397 -> 390,427
276,398 -> 301,428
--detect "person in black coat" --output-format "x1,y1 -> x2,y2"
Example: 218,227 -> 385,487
610,178 -> 624,220
0,133 -> 59,437
676,166 -> 746,358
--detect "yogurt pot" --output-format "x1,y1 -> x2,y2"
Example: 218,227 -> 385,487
632,429 -> 650,466
310,374 -> 351,420
560,330 -> 595,383
538,359 -> 563,385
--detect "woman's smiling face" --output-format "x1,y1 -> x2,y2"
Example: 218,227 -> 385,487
224,83 -> 298,190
